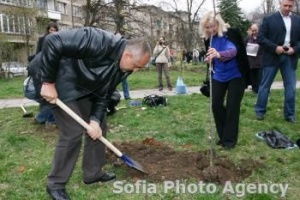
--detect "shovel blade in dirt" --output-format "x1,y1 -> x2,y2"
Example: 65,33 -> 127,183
55,98 -> 147,174
120,154 -> 147,173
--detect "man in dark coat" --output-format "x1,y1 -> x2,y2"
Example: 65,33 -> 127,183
255,0 -> 300,122
29,27 -> 151,200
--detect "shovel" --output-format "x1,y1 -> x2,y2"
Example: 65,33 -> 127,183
20,105 -> 34,118
55,98 -> 147,174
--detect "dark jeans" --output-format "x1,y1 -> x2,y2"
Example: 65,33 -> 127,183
255,55 -> 296,120
48,97 -> 107,189
212,78 -> 245,147
121,78 -> 130,99
35,109 -> 55,124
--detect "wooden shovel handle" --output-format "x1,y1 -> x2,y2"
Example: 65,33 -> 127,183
55,98 -> 122,157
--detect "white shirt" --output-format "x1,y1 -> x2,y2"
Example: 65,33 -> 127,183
281,12 -> 291,47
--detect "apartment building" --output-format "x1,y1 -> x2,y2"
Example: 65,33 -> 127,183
98,4 -> 190,51
0,0 -> 195,64
0,0 -> 85,64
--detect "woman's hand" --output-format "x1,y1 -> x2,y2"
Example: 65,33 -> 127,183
205,48 -> 220,62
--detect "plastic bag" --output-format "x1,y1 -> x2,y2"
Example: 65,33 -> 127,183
176,76 -> 187,94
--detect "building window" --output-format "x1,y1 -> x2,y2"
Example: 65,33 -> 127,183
59,24 -> 70,31
2,15 -> 9,32
156,20 -> 161,29
1,0 -> 31,6
72,5 -> 81,17
55,1 -> 67,14
0,14 -> 33,35
35,0 -> 47,10
163,22 -> 167,29
1,0 -> 12,5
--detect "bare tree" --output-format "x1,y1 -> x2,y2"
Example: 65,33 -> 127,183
157,0 -> 207,51
82,0 -> 155,38
81,0 -> 207,50
0,34 -> 14,66
82,0 -> 111,26
262,0 -> 277,14
293,0 -> 300,14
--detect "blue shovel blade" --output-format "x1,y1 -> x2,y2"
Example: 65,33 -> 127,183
120,154 -> 147,174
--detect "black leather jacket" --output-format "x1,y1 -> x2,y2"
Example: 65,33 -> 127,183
29,27 -> 130,122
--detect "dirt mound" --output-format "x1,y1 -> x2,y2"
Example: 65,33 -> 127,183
107,138 -> 262,184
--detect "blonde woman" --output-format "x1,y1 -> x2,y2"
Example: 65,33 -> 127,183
200,12 -> 250,150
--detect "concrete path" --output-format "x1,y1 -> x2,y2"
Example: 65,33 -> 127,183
0,81 -> 299,109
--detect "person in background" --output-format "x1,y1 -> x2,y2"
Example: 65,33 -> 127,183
199,48 -> 206,63
34,22 -> 59,128
121,78 -> 131,100
192,49 -> 199,64
245,23 -> 263,93
255,0 -> 300,122
114,32 -> 131,100
200,11 -> 250,150
29,27 -> 151,200
153,37 -> 172,91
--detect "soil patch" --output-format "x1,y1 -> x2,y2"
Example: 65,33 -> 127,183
107,137 -> 263,184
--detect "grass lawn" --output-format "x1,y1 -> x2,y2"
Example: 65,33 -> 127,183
0,61 -> 298,99
1,89 -> 300,199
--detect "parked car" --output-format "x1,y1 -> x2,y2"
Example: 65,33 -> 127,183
1,62 -> 28,78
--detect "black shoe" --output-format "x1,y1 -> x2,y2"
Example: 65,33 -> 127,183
222,145 -> 235,150
159,87 -> 163,91
222,143 -> 236,150
83,172 -> 116,184
125,97 -> 131,100
46,186 -> 70,200
285,118 -> 295,123
256,114 -> 264,120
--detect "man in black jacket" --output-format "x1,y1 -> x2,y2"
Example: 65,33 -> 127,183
29,27 -> 151,200
255,0 -> 300,122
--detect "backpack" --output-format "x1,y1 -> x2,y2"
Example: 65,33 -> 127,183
143,94 -> 167,108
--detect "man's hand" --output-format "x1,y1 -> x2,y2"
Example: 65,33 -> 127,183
87,120 -> 102,140
276,46 -> 294,55
286,47 -> 294,55
40,83 -> 57,104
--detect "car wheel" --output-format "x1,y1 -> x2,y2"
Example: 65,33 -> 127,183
6,72 -> 14,79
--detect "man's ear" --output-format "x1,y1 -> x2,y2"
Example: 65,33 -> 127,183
120,49 -> 130,62
124,49 -> 133,58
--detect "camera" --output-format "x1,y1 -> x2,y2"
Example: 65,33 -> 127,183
283,46 -> 289,51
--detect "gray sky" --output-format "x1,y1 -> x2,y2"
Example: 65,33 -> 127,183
205,0 -> 263,13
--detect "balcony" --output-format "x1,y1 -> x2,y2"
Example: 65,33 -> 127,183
47,10 -> 61,20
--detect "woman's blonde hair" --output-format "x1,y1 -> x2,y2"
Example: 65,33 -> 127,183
199,11 -> 228,39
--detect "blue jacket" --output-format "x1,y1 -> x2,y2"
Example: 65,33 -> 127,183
258,12 -> 300,68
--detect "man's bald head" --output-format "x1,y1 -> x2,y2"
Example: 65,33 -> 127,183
250,23 -> 259,36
